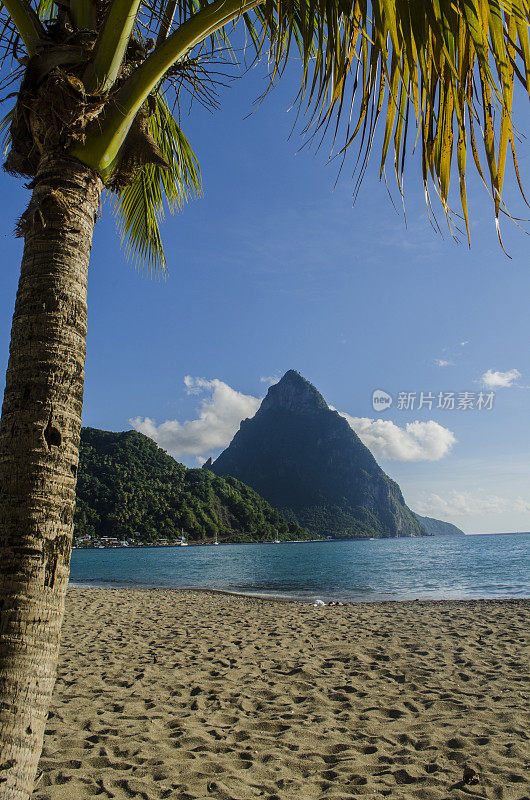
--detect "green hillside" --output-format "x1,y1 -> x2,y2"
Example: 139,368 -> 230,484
414,514 -> 465,536
74,428 -> 309,544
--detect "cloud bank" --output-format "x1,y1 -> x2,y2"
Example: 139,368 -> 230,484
260,374 -> 281,385
335,411 -> 456,462
132,377 -> 456,464
415,490 -> 530,517
481,368 -> 521,389
130,377 -> 260,461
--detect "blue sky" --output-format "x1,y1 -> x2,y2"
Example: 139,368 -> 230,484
1,55 -> 530,534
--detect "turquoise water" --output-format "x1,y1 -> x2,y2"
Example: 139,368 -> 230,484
70,533 -> 530,602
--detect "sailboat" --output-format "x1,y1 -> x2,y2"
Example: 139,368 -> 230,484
178,530 -> 188,546
214,531 -> 219,545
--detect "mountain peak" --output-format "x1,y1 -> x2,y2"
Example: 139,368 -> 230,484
260,370 -> 328,414
209,370 -> 427,539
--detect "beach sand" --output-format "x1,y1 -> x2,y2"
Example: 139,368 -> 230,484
35,588 -> 529,800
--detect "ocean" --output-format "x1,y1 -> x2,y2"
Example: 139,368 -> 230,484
69,532 -> 530,602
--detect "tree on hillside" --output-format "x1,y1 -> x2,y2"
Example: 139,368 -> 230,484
1,1 -> 529,797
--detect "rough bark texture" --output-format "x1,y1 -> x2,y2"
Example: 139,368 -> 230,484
0,156 -> 101,800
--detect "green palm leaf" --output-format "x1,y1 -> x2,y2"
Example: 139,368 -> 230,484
35,0 -> 57,21
121,0 -> 530,246
0,106 -> 14,156
3,0 -> 530,253
113,93 -> 201,277
263,0 -> 530,245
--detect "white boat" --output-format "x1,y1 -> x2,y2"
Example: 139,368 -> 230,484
274,536 -> 280,543
178,530 -> 188,546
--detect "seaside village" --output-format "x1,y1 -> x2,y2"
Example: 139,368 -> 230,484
75,535 -> 185,548
75,535 -> 132,548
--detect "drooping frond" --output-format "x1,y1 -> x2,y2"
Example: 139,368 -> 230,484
1,0 -> 530,253
81,0 -> 530,248
35,0 -> 57,22
333,1 -> 529,243
0,106 -> 14,154
113,92 -> 201,276
241,0 -> 530,245
0,10 -> 21,71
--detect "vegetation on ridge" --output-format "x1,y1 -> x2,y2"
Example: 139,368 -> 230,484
414,514 -> 465,537
75,427 -> 309,543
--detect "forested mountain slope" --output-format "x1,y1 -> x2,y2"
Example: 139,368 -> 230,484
75,428 -> 309,543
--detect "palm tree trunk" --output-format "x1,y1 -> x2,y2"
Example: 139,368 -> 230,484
0,155 -> 102,800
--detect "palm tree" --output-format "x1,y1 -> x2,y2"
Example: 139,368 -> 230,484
0,0 -> 529,797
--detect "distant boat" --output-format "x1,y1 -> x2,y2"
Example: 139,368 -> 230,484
274,535 -> 281,543
178,531 -> 188,546
214,532 -> 219,545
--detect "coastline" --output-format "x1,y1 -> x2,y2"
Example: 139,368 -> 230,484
68,581 -> 530,604
71,537 -> 368,550
36,587 -> 529,800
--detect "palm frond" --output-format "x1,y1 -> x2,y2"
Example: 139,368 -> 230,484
142,0 -> 530,244
0,0 -> 528,248
171,0 -> 526,245
0,9 -> 21,69
113,92 -> 201,277
137,0 -> 234,58
274,0 -> 530,244
0,106 -> 14,156
35,0 -> 57,21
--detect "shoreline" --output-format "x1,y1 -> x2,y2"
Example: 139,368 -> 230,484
67,581 -> 530,605
72,538 -> 336,550
70,532 -> 530,550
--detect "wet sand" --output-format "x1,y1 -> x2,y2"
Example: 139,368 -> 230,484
35,588 -> 529,800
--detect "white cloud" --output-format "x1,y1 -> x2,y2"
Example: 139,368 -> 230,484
333,410 -> 457,462
481,368 -> 521,389
183,375 -> 207,395
461,341 -> 469,347
415,489 -> 530,517
132,377 -> 456,465
435,358 -> 453,367
130,377 -> 260,459
260,374 -> 281,385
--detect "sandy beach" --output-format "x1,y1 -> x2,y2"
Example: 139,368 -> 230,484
35,588 -> 529,800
